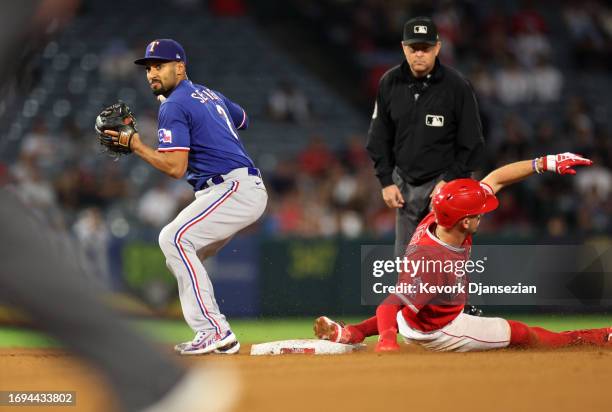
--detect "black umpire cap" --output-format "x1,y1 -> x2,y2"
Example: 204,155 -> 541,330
402,17 -> 439,45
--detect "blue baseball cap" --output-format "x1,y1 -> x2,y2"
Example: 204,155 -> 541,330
134,39 -> 187,66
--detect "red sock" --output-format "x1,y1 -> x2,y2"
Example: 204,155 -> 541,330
348,296 -> 402,343
376,303 -> 400,338
508,320 -> 611,348
348,316 -> 378,342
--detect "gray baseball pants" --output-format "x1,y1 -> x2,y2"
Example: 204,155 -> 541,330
392,168 -> 441,257
158,168 -> 267,335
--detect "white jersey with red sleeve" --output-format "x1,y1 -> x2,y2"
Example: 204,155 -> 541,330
396,211 -> 473,332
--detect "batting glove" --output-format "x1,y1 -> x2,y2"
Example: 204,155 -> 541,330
542,152 -> 593,175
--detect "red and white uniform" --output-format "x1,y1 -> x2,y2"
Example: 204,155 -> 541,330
395,211 -> 511,352
386,157 -> 594,351
397,211 -> 471,332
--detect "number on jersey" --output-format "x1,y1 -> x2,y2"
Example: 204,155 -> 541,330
216,104 -> 238,139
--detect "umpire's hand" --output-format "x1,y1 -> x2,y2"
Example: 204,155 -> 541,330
382,184 -> 405,208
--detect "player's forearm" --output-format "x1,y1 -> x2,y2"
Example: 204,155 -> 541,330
131,135 -> 186,179
483,153 -> 592,193
481,159 -> 541,194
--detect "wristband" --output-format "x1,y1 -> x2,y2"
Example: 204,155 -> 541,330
533,158 -> 543,174
543,155 -> 556,173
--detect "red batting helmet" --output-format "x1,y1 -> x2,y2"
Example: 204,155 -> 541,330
432,179 -> 499,228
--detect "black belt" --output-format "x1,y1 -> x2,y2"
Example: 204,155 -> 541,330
195,167 -> 260,191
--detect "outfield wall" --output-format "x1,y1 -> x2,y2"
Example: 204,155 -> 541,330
113,235 -> 612,317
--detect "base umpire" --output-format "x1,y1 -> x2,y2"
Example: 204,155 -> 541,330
367,17 -> 485,257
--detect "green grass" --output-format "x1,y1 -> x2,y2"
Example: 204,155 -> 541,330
0,327 -> 61,348
0,314 -> 611,348
135,318 -> 321,343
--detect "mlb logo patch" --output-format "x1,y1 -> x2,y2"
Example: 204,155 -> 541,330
414,25 -> 428,34
425,115 -> 444,127
158,128 -> 173,143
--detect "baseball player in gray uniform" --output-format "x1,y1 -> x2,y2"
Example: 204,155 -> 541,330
127,39 -> 267,355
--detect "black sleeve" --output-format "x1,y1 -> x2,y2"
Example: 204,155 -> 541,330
366,78 -> 396,187
442,80 -> 485,182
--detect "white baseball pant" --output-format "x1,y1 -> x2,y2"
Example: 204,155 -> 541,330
397,311 -> 511,352
158,168 -> 267,334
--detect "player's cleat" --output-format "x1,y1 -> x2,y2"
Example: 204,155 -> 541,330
585,328 -> 612,347
572,327 -> 612,346
176,336 -> 240,354
214,340 -> 241,355
375,329 -> 400,352
375,340 -> 400,352
314,316 -> 354,344
180,330 -> 238,355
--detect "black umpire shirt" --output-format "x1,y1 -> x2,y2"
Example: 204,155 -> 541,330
367,58 -> 484,187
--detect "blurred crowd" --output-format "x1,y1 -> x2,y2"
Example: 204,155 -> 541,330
293,0 -> 611,98
263,90 -> 612,240
263,135 -> 394,238
10,93 -> 609,246
277,0 -> 612,239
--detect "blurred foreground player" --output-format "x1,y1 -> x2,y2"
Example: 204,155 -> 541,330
315,152 -> 612,352
0,188 -> 238,411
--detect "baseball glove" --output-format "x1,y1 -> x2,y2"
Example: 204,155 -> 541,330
94,102 -> 138,156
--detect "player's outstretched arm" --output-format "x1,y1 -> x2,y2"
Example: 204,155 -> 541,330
481,153 -> 592,194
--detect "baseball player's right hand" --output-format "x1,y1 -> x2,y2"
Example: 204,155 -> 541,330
542,152 -> 593,175
382,184 -> 405,208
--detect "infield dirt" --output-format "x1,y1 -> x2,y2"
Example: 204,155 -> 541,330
1,344 -> 610,412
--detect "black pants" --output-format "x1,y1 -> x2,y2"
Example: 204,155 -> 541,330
392,168 -> 440,257
0,188 -> 184,412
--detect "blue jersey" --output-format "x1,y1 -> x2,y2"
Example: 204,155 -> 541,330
157,79 -> 255,189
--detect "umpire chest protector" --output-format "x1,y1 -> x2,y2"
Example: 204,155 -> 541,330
368,58 -> 484,186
